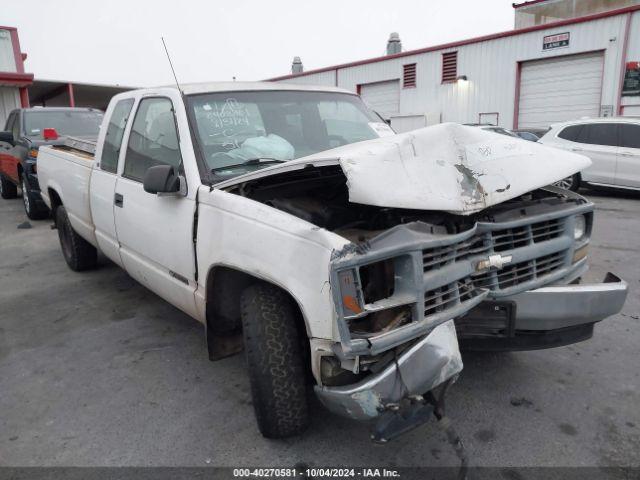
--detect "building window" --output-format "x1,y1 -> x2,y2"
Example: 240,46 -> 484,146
403,63 -> 417,88
442,52 -> 458,83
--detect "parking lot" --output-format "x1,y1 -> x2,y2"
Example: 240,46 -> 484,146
0,189 -> 638,469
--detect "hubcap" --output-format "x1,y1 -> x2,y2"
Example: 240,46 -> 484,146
22,179 -> 30,212
553,176 -> 573,190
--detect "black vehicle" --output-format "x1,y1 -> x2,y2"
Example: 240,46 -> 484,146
0,107 -> 103,219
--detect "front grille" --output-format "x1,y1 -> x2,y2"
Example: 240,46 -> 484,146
492,226 -> 529,252
421,217 -> 570,318
424,278 -> 482,316
490,218 -> 563,252
531,218 -> 563,243
473,251 -> 566,290
422,236 -> 489,272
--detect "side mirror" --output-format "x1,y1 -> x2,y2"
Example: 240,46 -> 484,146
143,165 -> 184,195
0,131 -> 14,145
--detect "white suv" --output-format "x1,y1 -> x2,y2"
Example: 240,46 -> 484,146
539,117 -> 640,191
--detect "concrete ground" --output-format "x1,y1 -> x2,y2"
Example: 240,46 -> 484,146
0,190 -> 638,470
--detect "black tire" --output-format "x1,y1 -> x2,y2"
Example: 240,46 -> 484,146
55,205 -> 97,271
21,176 -> 49,220
240,283 -> 309,438
0,175 -> 17,199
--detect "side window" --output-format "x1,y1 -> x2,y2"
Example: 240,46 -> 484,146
4,112 -> 15,132
101,99 -> 134,173
558,125 -> 583,142
124,97 -> 182,182
619,124 -> 640,149
582,123 -> 618,147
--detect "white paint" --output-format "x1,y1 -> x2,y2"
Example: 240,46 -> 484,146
390,114 -> 427,133
368,122 -> 395,137
219,123 -> 591,215
359,80 -> 400,119
518,52 -> 605,129
540,117 -> 640,189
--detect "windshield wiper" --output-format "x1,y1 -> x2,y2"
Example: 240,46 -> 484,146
211,157 -> 287,173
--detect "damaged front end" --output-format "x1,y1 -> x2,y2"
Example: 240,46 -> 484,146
218,123 -> 627,440
315,320 -> 462,442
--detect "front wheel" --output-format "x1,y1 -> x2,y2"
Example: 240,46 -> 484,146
55,205 -> 97,271
553,173 -> 580,192
22,177 -> 49,220
0,175 -> 17,199
240,283 -> 310,438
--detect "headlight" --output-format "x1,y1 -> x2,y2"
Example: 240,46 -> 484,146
573,214 -> 586,240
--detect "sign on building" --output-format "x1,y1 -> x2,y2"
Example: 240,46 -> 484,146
543,32 -> 570,50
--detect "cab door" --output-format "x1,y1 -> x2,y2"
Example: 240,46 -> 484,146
113,95 -> 198,318
615,123 -> 640,188
89,97 -> 135,267
571,123 -> 618,185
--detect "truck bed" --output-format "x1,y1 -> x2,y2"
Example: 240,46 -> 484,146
37,143 -> 96,246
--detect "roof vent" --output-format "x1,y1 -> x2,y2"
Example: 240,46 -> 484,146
387,32 -> 402,55
291,56 -> 304,74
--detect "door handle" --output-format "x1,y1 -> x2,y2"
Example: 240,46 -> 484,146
114,193 -> 124,208
620,151 -> 635,157
571,147 -> 583,152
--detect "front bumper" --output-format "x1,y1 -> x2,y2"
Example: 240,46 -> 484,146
457,272 -> 628,350
315,320 -> 462,421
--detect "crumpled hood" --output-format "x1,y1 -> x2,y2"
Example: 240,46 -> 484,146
216,123 -> 591,215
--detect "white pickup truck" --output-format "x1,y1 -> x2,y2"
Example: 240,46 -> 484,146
37,82 -> 627,442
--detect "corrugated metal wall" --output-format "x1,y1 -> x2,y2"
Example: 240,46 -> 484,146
622,10 -> 640,115
0,87 -> 20,128
275,11 -> 637,130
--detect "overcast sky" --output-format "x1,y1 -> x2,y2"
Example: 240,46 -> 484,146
6,0 -> 516,87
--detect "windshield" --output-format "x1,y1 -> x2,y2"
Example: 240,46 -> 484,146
187,90 -> 385,177
24,110 -> 103,138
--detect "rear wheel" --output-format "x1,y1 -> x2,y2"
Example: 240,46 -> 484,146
55,205 -> 97,271
22,177 -> 49,219
553,173 -> 580,192
240,283 -> 310,438
0,175 -> 17,199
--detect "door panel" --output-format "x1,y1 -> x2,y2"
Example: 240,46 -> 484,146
572,123 -> 618,185
90,169 -> 122,266
113,96 -> 197,317
114,177 -> 197,316
90,98 -> 136,267
616,124 -> 640,188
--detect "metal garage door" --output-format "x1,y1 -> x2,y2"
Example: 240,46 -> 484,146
518,52 -> 604,129
360,80 -> 400,120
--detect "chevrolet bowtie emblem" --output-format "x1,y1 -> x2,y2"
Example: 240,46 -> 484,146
476,253 -> 513,271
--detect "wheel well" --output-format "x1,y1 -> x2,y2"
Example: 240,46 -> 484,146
48,188 -> 62,214
205,266 -> 310,362
17,164 -> 23,180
